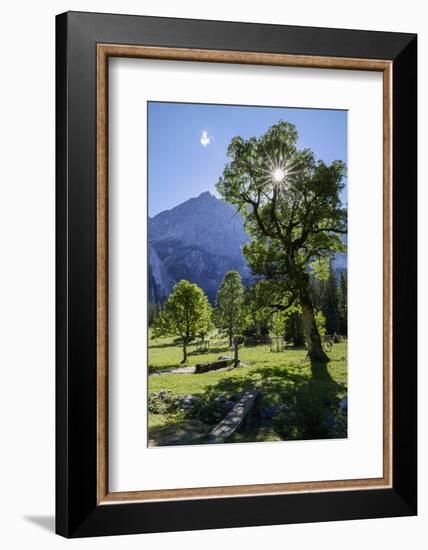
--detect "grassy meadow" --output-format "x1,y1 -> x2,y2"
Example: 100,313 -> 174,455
148,332 -> 347,447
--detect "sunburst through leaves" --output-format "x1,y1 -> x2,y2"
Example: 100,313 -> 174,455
260,152 -> 301,195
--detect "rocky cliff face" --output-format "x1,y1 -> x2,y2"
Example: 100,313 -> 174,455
148,192 -> 251,303
148,245 -> 175,303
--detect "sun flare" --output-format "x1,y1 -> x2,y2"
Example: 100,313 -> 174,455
260,152 -> 300,194
272,168 -> 286,183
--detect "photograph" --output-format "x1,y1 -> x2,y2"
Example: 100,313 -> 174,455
147,102 -> 348,447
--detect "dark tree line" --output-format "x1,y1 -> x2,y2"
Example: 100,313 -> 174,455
311,261 -> 347,337
241,263 -> 347,348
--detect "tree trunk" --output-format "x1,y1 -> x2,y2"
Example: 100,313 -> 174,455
298,274 -> 329,363
181,340 -> 188,363
233,338 -> 239,367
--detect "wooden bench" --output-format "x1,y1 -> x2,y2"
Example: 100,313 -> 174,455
208,389 -> 258,442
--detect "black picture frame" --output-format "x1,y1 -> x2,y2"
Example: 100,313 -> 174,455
56,11 -> 417,538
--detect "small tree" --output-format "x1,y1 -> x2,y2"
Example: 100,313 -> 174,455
216,270 -> 246,347
153,280 -> 211,363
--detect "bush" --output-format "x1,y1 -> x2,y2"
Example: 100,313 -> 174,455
148,391 -> 182,415
148,391 -> 237,426
187,394 -> 235,424
272,384 -> 346,440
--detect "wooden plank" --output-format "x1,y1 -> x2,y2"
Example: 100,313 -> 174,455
209,389 -> 258,441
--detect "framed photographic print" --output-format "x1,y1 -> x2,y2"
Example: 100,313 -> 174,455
56,11 -> 417,538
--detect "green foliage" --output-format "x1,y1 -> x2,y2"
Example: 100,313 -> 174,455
310,256 -> 330,282
215,270 -> 246,344
315,309 -> 327,336
283,309 -> 305,346
243,283 -> 271,336
321,261 -> 340,335
153,280 -> 212,361
216,121 -> 347,361
273,379 -> 345,440
246,279 -> 306,346
270,310 -> 286,338
310,273 -> 324,311
338,271 -> 348,336
216,121 -> 347,291
311,263 -> 347,337
148,392 -> 181,415
187,395 -> 232,424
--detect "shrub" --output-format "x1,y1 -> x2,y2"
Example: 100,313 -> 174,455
187,394 -> 235,424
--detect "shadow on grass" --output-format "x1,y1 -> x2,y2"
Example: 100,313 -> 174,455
148,419 -> 212,447
310,360 -> 336,384
148,340 -> 181,349
148,359 -> 347,445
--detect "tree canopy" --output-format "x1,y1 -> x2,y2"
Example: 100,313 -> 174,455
153,280 -> 211,363
217,121 -> 347,362
215,270 -> 246,346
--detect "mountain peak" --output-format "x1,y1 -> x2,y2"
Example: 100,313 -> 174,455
196,190 -> 214,199
149,191 -> 251,302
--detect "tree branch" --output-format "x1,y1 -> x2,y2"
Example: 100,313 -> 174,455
266,294 -> 297,311
252,199 -> 279,240
311,226 -> 347,234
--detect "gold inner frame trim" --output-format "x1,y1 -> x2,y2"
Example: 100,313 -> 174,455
96,44 -> 393,505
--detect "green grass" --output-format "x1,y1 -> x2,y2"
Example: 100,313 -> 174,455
148,333 -> 235,373
148,333 -> 347,446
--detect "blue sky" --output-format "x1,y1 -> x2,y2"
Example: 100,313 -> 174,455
148,102 -> 347,217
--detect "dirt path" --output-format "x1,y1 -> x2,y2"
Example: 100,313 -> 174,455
150,366 -> 196,376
